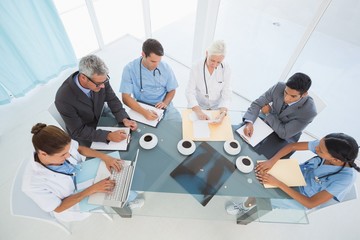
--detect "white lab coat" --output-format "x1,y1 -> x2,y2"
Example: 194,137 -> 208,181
22,140 -> 90,222
186,59 -> 232,109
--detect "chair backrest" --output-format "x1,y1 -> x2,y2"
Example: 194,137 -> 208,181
48,102 -> 67,130
308,184 -> 358,213
308,90 -> 327,114
10,159 -> 71,234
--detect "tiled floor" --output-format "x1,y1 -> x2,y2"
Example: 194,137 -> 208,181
1,36 -> 359,240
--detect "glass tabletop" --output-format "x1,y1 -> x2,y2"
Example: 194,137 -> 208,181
95,114 -> 308,224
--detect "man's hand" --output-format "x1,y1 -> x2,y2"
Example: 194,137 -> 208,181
261,104 -> 271,115
243,122 -> 254,137
144,109 -> 158,120
107,130 -> 127,142
123,118 -> 137,131
155,101 -> 167,109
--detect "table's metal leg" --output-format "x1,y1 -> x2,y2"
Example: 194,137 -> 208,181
111,206 -> 133,218
236,198 -> 272,225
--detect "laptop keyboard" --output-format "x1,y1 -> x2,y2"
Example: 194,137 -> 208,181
105,165 -> 133,202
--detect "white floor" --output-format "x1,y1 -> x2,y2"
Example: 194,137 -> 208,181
1,35 -> 359,240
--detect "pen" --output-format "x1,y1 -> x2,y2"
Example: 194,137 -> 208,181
126,133 -> 131,144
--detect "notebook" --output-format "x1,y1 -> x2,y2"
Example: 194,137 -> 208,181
88,149 -> 139,208
90,127 -> 130,151
236,117 -> 273,147
127,101 -> 164,127
257,159 -> 306,188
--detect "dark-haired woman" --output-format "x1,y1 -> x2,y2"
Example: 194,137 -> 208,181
22,123 -> 121,222
227,133 -> 359,215
256,132 -> 359,209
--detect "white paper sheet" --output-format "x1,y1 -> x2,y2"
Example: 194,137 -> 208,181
90,127 -> 130,150
236,117 -> 273,147
127,102 -> 164,127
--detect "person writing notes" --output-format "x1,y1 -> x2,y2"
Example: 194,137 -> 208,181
55,55 -> 137,145
227,133 -> 359,215
186,40 -> 232,123
242,73 -> 317,143
120,38 -> 180,121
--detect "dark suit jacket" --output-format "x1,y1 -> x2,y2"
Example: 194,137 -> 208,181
55,71 -> 129,143
243,82 -> 317,142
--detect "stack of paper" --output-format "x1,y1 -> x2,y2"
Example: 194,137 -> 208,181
236,117 -> 273,147
127,102 -> 164,127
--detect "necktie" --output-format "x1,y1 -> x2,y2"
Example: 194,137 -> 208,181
280,103 -> 288,113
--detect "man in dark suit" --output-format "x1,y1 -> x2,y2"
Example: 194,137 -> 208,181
242,72 -> 317,143
55,55 -> 137,145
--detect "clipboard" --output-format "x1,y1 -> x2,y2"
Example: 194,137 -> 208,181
182,109 -> 234,141
90,127 -> 130,151
127,101 -> 165,127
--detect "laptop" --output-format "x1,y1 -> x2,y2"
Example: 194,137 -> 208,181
88,149 -> 139,208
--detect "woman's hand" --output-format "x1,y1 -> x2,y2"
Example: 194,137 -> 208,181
90,178 -> 116,194
102,155 -> 123,172
256,171 -> 282,188
255,159 -> 276,173
195,110 -> 210,120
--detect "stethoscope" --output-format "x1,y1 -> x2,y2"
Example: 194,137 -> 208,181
140,57 -> 161,92
35,153 -> 80,191
306,156 -> 345,184
203,58 -> 224,98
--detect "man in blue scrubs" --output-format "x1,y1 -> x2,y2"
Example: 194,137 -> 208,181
120,39 -> 180,121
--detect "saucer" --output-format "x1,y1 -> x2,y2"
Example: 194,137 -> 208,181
235,156 -> 254,173
177,140 -> 196,155
139,133 -> 158,150
224,140 -> 241,155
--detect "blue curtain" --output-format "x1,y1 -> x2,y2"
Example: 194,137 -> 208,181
0,0 -> 77,105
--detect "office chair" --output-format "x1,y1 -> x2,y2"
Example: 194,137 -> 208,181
48,102 -> 67,131
308,90 -> 327,114
10,158 -> 72,234
307,184 -> 358,214
11,158 -> 115,235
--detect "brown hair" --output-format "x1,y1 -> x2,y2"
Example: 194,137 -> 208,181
31,123 -> 71,155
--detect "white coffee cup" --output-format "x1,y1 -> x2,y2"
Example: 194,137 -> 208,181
139,133 -> 158,150
177,139 -> 196,155
224,140 -> 241,155
235,156 -> 254,173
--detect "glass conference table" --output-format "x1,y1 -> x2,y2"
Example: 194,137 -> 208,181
96,115 -> 308,225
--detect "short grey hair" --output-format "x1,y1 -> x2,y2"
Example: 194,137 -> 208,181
207,40 -> 226,57
79,54 -> 109,77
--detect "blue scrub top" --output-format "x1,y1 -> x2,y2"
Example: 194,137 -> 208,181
299,140 -> 356,202
120,57 -> 178,105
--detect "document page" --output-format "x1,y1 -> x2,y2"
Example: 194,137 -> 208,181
127,102 -> 164,127
257,159 -> 306,188
236,117 -> 273,147
90,127 -> 130,150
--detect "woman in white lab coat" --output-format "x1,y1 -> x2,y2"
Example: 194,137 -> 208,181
186,40 -> 232,123
22,123 -> 121,222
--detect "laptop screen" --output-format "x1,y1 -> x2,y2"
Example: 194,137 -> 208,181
170,142 -> 235,206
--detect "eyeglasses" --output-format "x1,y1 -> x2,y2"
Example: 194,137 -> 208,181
83,74 -> 110,87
